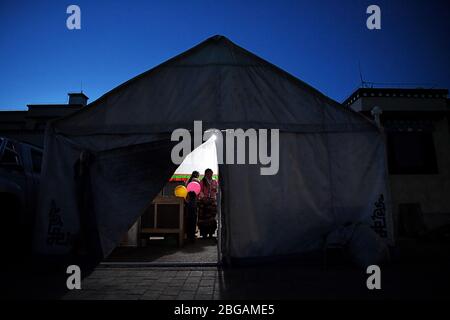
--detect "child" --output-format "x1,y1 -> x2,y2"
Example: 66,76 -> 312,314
185,191 -> 198,242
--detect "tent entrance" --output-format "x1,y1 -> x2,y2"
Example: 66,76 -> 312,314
103,136 -> 221,264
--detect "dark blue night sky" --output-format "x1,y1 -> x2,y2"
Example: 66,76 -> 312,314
0,0 -> 448,110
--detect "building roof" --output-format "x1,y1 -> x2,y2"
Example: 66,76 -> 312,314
343,87 -> 448,108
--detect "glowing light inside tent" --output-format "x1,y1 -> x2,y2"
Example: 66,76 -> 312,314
171,136 -> 219,181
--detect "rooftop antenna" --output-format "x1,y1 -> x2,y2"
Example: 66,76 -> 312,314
80,80 -> 83,93
358,61 -> 367,88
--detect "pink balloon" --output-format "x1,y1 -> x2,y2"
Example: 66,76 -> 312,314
186,181 -> 201,195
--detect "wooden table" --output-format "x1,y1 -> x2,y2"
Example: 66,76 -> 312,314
140,195 -> 185,247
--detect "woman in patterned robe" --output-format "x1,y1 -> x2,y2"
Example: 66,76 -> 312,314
197,168 -> 218,238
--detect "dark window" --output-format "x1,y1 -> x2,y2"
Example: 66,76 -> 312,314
398,203 -> 426,237
31,149 -> 43,173
387,132 -> 438,174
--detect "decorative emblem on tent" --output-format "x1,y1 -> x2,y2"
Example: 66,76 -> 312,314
370,194 -> 387,238
46,200 -> 71,246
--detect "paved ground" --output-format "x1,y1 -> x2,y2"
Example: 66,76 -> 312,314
4,237 -> 450,300
63,267 -> 221,300
105,238 -> 218,263
59,262 -> 450,300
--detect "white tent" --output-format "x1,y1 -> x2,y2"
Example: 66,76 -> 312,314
34,35 -> 393,263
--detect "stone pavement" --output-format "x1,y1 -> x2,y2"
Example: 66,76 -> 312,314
60,261 -> 450,300
63,267 -> 220,300
4,238 -> 450,300
105,238 -> 218,263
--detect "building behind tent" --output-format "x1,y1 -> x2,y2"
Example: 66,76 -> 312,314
344,88 -> 450,237
0,92 -> 88,147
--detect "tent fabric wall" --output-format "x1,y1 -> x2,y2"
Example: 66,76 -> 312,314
86,139 -> 177,257
328,131 -> 393,240
34,127 -> 82,256
221,133 -> 333,258
34,35 -> 393,262
220,131 -> 392,259
34,129 -> 177,259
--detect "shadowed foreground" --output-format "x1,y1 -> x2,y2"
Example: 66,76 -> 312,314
3,238 -> 450,300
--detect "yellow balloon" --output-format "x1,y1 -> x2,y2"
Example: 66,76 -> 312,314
174,185 -> 188,198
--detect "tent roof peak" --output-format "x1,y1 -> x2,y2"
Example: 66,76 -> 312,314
51,35 -> 377,134
84,35 -> 338,107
